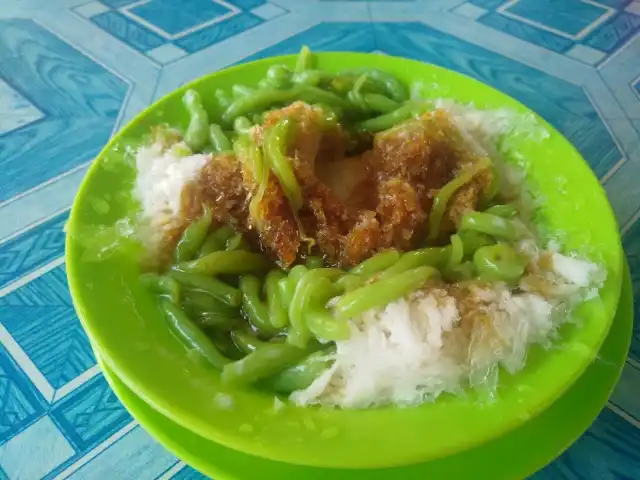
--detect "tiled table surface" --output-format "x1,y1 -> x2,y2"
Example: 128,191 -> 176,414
0,0 -> 639,478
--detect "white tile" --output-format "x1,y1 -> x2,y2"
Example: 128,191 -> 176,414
0,79 -> 45,135
74,1 -> 110,19
251,2 -> 288,20
626,1 -> 640,15
0,416 -> 75,479
147,43 -> 188,65
451,2 -> 487,20
566,44 -> 606,65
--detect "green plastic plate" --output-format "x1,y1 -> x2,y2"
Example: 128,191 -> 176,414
97,262 -> 632,479
66,53 -> 623,469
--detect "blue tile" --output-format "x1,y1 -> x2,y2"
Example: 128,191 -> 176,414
610,361 -> 640,422
0,19 -> 127,203
0,79 -> 44,135
0,344 -> 46,444
597,0 -> 634,7
532,408 -> 640,479
0,19 -> 127,115
100,0 -> 137,7
175,12 -> 262,53
129,0 -> 233,37
50,375 -> 131,452
91,10 -> 166,52
558,112 -> 621,178
479,12 -> 575,53
0,266 -> 96,390
66,426 -> 176,480
504,0 -> 609,37
0,416 -> 74,479
242,22 -> 376,61
623,228 -> 640,361
365,22 -> 620,177
0,211 -> 68,289
227,0 -> 266,8
245,22 -> 620,177
171,467 -> 208,479
468,0 -> 505,8
583,11 -> 640,52
0,1 -> 636,477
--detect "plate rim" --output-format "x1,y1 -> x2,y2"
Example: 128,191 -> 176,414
95,261 -> 633,480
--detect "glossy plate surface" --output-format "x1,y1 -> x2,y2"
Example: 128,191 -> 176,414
66,53 -> 623,468
97,264 -> 632,479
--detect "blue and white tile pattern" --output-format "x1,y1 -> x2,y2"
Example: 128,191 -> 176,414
0,0 -> 638,478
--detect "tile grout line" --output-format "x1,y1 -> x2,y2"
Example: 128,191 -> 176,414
0,256 -> 65,297
0,323 -> 55,402
52,421 -> 138,480
496,0 -> 615,42
600,157 -> 627,185
0,161 -> 91,210
627,357 -> 640,369
155,461 -> 186,480
0,206 -> 70,246
364,0 -> 373,23
120,0 -> 240,41
595,67 -> 640,122
596,34 -> 640,120
52,364 -> 101,403
621,205 -> 640,234
582,81 -> 637,145
597,29 -> 640,71
607,402 -> 640,429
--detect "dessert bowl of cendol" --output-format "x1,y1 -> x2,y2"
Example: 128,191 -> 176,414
66,50 -> 623,469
